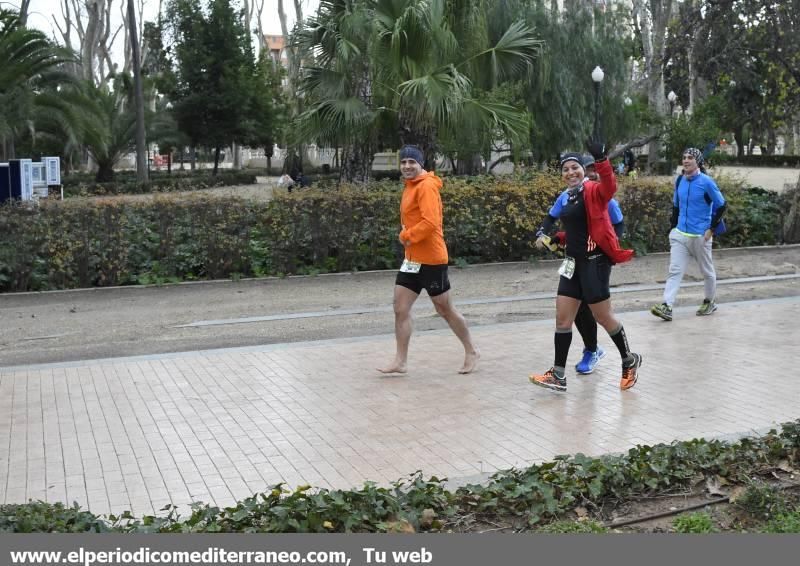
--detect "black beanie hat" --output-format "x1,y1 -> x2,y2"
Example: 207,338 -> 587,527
559,152 -> 585,171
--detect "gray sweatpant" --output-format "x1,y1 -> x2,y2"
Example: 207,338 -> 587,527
663,229 -> 716,306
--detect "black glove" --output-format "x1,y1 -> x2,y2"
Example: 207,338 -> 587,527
586,137 -> 607,161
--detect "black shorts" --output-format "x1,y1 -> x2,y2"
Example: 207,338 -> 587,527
395,264 -> 451,297
557,253 -> 611,304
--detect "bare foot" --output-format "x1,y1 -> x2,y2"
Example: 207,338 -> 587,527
458,350 -> 480,374
377,361 -> 407,374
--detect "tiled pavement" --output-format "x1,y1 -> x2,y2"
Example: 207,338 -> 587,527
1,296 -> 798,517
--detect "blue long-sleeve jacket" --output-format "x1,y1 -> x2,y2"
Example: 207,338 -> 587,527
673,173 -> 726,235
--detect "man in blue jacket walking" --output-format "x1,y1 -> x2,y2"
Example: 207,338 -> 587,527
651,148 -> 727,321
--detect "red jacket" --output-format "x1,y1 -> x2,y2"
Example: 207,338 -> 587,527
559,160 -> 634,265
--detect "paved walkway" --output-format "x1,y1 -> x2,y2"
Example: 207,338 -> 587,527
1,296 -> 799,517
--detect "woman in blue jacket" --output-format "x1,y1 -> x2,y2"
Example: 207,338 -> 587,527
651,148 -> 726,321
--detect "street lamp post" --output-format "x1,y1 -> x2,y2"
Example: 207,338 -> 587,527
667,90 -> 677,117
591,66 -> 604,140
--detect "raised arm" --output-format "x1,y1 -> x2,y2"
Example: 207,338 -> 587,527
586,138 -> 616,202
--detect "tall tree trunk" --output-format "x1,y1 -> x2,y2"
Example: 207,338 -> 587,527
19,0 -> 31,25
213,146 -> 221,176
455,153 -> 483,175
233,142 -> 241,169
190,146 -> 196,170
276,0 -> 297,83
277,0 -> 304,180
254,0 -> 266,52
733,126 -> 745,159
766,125 -> 777,155
633,0 -> 673,169
82,1 -> 100,82
96,160 -> 114,182
685,0 -> 706,116
340,136 -> 375,183
128,0 -> 149,183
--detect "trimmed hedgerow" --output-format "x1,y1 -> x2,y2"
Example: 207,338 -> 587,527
0,173 -> 788,292
708,153 -> 800,168
61,170 -> 258,197
1,420 -> 798,532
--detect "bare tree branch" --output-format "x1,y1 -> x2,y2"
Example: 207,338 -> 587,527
121,0 -> 131,75
82,1 -> 100,82
608,134 -> 661,160
54,0 -> 71,46
71,0 -> 85,40
292,0 -> 303,27
254,0 -> 266,52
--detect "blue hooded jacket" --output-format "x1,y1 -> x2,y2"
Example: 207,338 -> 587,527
673,172 -> 726,235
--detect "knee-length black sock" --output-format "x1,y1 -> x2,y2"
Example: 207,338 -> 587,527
574,302 -> 598,352
554,328 -> 572,375
609,324 -> 633,365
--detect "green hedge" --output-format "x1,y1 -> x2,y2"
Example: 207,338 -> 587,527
1,420 -> 798,532
62,170 -> 258,197
0,173 -> 789,292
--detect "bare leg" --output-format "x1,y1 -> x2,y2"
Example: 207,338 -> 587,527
586,299 -> 620,333
589,298 -> 634,363
555,295 -> 582,330
377,285 -> 419,374
430,290 -> 480,373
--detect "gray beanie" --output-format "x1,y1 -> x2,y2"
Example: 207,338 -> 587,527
399,145 -> 424,165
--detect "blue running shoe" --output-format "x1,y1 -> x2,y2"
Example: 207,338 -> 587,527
575,346 -> 606,374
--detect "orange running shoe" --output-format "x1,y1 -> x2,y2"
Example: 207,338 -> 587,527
620,352 -> 642,390
529,368 -> 567,392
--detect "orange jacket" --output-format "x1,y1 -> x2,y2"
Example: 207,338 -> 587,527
398,171 -> 448,265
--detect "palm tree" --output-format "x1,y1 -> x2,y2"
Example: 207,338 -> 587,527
372,0 -> 542,165
297,0 -> 543,180
296,0 -> 377,182
0,10 -> 70,92
54,78 -> 143,182
0,8 -> 73,159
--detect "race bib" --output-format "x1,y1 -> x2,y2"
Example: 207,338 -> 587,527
558,256 -> 576,280
400,259 -> 422,273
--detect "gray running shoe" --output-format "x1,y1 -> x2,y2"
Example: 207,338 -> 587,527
696,299 -> 717,316
650,303 -> 673,321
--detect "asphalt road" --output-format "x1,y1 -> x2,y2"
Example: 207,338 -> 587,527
1,245 -> 798,368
